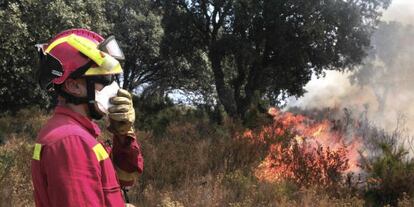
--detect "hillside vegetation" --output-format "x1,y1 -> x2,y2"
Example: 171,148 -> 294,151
1,107 -> 414,207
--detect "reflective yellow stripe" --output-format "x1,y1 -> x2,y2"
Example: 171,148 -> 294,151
115,166 -> 136,182
84,64 -> 122,76
33,143 -> 42,160
45,36 -> 70,52
46,34 -> 97,54
66,34 -> 105,66
92,144 -> 109,162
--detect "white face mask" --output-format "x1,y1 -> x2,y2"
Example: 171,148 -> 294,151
95,81 -> 120,114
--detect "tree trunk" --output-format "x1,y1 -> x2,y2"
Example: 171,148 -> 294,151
209,46 -> 238,118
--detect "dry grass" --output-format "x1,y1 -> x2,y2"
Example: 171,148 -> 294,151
0,108 -> 49,206
0,108 -> 413,206
0,137 -> 33,206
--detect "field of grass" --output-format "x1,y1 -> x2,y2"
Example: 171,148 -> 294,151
1,107 -> 414,207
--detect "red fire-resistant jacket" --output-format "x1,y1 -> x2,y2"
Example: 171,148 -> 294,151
31,106 -> 144,207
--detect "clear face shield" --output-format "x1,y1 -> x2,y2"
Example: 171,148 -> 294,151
98,36 -> 125,60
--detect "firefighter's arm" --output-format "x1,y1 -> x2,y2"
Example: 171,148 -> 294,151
107,89 -> 144,186
42,136 -> 124,207
111,134 -> 144,186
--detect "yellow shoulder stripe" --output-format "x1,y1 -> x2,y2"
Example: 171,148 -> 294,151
33,143 -> 42,160
92,144 -> 109,162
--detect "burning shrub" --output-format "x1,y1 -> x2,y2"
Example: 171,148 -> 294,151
240,108 -> 361,188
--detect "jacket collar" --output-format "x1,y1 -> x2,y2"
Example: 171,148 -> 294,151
54,106 -> 101,137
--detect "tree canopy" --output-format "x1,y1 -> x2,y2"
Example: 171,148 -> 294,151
0,0 -> 391,120
0,0 -> 110,112
0,0 -> 163,112
161,0 -> 391,118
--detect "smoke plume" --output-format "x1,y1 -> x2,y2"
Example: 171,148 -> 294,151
288,0 -> 414,135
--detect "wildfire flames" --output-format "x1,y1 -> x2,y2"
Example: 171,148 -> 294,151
241,108 -> 362,187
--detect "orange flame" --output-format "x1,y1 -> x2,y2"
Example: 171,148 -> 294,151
241,107 -> 362,187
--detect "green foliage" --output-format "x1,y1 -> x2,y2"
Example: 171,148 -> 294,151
0,1 -> 44,112
104,0 -> 167,91
133,92 -> 231,136
133,94 -> 182,135
0,0 -> 110,113
0,107 -> 49,138
0,0 -> 392,120
364,141 -> 414,206
160,0 -> 391,118
0,0 -> 164,113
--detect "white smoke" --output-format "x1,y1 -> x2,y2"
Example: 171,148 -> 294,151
287,0 -> 414,134
382,0 -> 414,25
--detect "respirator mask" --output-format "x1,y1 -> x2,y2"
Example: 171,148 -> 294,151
95,81 -> 120,115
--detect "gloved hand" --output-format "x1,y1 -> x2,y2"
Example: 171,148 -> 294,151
108,89 -> 135,137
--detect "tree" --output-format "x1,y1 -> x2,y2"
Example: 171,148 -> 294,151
104,0 -> 168,91
160,0 -> 391,119
0,0 -> 110,112
105,0 -> 214,106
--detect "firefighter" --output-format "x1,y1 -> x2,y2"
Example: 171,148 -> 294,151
31,29 -> 144,206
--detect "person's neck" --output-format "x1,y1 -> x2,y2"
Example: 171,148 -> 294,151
57,97 -> 90,119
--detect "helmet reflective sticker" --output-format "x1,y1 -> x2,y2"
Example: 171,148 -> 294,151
84,63 -> 123,76
98,36 -> 125,60
65,34 -> 122,73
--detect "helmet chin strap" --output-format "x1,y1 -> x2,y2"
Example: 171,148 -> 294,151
55,86 -> 89,105
86,77 -> 103,120
55,78 -> 104,120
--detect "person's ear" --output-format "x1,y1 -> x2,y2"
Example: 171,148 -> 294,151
63,78 -> 85,97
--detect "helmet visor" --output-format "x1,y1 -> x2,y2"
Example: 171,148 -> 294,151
98,36 -> 125,60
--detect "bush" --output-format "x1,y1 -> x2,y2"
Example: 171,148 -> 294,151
241,108 -> 356,190
1,107 -> 414,206
0,107 -> 49,140
363,141 -> 414,206
0,137 -> 34,206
